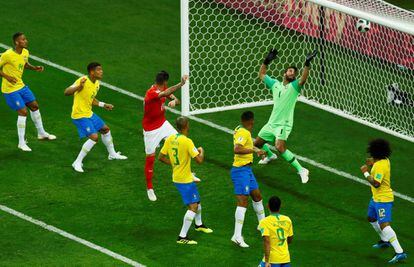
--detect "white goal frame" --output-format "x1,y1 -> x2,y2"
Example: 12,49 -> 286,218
180,0 -> 414,142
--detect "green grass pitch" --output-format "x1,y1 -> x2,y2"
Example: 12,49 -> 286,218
0,1 -> 413,266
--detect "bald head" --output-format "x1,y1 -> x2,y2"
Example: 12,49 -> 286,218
176,116 -> 189,132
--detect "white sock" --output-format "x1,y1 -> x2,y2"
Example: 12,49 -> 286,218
75,139 -> 97,163
234,206 -> 247,238
195,204 -> 202,226
30,110 -> 46,136
252,200 -> 265,223
101,131 -> 116,156
179,210 -> 196,238
17,116 -> 27,145
382,226 -> 403,253
370,221 -> 387,241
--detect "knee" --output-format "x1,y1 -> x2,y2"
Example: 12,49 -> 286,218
89,134 -> 99,142
237,197 -> 248,207
254,138 -> 263,148
276,143 -> 286,153
251,191 -> 262,202
29,103 -> 39,111
189,203 -> 198,212
367,217 -> 376,223
100,126 -> 110,134
380,222 -> 389,230
18,108 -> 28,116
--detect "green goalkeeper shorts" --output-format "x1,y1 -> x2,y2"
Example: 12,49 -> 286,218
258,123 -> 292,143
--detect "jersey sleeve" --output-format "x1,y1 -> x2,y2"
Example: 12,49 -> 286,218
160,138 -> 169,155
291,79 -> 303,93
264,75 -> 278,90
234,129 -> 248,146
372,162 -> 386,183
259,219 -> 270,237
188,139 -> 200,158
24,49 -> 29,63
0,52 -> 8,68
287,219 -> 293,237
72,77 -> 81,87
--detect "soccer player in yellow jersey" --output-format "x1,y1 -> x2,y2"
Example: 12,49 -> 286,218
0,32 -> 56,151
360,139 -> 407,264
259,196 -> 293,267
159,117 -> 212,245
64,62 -> 127,173
231,111 -> 266,248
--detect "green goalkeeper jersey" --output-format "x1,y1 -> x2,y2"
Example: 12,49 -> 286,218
264,75 -> 303,127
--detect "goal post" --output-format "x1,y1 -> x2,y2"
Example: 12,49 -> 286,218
181,0 -> 414,142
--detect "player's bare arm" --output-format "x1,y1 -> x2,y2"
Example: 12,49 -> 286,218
158,152 -> 171,165
24,62 -> 44,72
360,164 -> 380,188
234,144 -> 265,157
299,50 -> 317,86
64,77 -> 87,96
194,147 -> 204,164
158,75 -> 189,98
0,70 -> 17,84
263,235 -> 271,267
92,98 -> 114,111
287,235 -> 293,244
259,48 -> 278,81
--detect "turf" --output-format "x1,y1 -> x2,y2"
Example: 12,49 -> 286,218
0,1 -> 413,266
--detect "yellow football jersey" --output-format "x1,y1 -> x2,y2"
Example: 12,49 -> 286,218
71,76 -> 100,119
160,134 -> 199,183
259,214 -> 293,264
233,126 -> 253,167
0,48 -> 29,93
371,158 -> 393,202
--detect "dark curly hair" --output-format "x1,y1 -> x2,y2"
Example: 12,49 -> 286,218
367,139 -> 391,159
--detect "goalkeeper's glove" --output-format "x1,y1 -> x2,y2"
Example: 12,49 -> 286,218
304,49 -> 318,67
263,48 -> 278,66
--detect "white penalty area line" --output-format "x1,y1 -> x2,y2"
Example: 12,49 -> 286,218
1,43 -> 413,205
0,205 -> 145,267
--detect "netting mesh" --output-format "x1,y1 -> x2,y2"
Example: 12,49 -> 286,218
187,0 -> 414,140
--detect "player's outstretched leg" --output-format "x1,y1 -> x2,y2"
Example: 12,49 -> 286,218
254,137 -> 277,165
368,214 -> 390,248
251,189 -> 265,228
231,193 -> 249,248
27,101 -> 56,140
194,204 -> 213,233
145,154 -> 156,201
381,224 -> 407,263
177,203 -> 198,245
16,107 -> 31,151
72,134 -> 98,173
276,140 -> 309,183
99,126 -> 127,160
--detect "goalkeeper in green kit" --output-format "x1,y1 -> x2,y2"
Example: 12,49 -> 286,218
254,48 -> 318,184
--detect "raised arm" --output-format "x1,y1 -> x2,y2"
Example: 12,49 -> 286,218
158,75 -> 188,98
299,50 -> 317,86
259,49 -> 278,81
360,164 -> 380,188
64,77 -> 87,96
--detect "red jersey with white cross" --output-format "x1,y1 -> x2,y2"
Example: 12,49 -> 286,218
142,85 -> 167,131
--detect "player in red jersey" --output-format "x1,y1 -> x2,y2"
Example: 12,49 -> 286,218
143,71 -> 188,201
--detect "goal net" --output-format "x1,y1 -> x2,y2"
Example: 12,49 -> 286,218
181,0 -> 414,142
